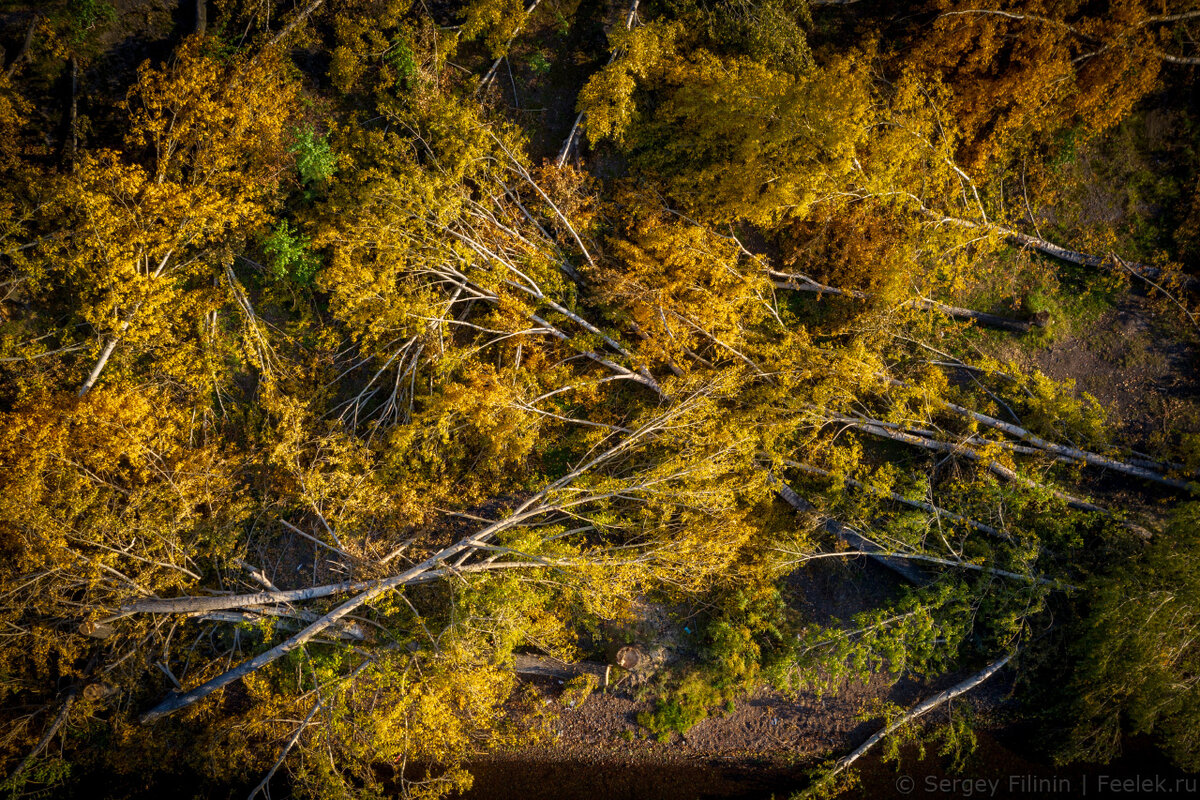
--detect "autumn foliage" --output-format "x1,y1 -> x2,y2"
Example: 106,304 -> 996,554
0,1 -> 1199,797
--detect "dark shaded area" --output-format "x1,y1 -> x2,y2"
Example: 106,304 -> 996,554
458,758 -> 809,800
477,0 -> 611,162
459,727 -> 1195,800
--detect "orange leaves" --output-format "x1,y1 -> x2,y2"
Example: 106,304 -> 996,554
909,1 -> 1168,169
594,195 -> 765,370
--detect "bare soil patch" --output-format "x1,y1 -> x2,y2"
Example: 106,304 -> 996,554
989,294 -> 1200,453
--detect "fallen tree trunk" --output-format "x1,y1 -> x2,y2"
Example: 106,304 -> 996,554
112,580 -> 376,618
477,0 -> 544,96
139,524 -> 519,722
850,421 -> 1107,512
784,460 -> 1011,541
778,479 -> 1067,588
826,652 -> 1014,779
911,297 -> 1049,332
926,211 -> 1199,291
884,377 -> 1193,489
847,420 -> 1153,539
264,0 -> 325,48
770,270 -> 1048,333
513,653 -> 609,683
110,559 -> 548,621
776,481 -> 928,585
7,689 -> 78,786
139,410 -> 678,722
197,611 -> 365,641
796,549 -> 1071,589
556,0 -> 640,166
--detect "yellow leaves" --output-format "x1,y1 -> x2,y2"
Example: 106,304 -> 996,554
593,193 -> 768,369
123,36 -> 301,194
0,389 -> 181,507
383,365 -> 538,501
458,0 -> 526,57
1019,370 -> 1109,449
0,387 -> 242,702
24,36 -> 306,394
333,648 -> 516,774
260,391 -> 426,558
0,72 -> 30,175
577,21 -> 684,147
624,48 -> 871,225
62,153 -> 229,338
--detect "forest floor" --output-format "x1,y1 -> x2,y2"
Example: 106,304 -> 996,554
459,560 -> 1013,799
990,292 -> 1200,453
463,286 -> 1200,798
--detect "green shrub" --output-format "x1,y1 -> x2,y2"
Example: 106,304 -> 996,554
385,38 -> 418,90
262,220 -> 320,285
290,126 -> 337,186
66,0 -> 117,43
560,674 -> 598,709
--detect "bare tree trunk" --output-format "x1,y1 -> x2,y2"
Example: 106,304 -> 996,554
845,419 -> 1153,538
778,482 -> 1063,586
195,0 -> 207,36
772,270 -> 1048,333
784,460 -> 1011,540
848,420 -> 1108,512
513,653 -> 608,682
139,556 -> 473,722
77,332 -> 122,397
827,653 -> 1014,778
1158,51 -> 1200,65
63,56 -> 78,168
3,15 -> 37,79
776,481 -> 929,585
926,210 -> 1199,290
115,580 -> 374,617
264,0 -> 325,48
556,0 -> 640,166
910,297 -> 1048,332
7,689 -> 78,785
198,610 -> 365,641
883,377 -> 1193,489
477,0 -> 544,96
138,408 -> 676,722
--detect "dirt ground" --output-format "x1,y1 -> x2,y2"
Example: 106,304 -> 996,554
989,293 -> 1200,453
461,558 -> 1009,798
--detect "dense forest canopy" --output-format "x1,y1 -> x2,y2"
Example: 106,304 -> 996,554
0,0 -> 1199,797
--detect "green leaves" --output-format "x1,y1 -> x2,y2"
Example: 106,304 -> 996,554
1059,502 -> 1200,770
263,220 -> 320,285
65,0 -> 117,44
290,126 -> 338,187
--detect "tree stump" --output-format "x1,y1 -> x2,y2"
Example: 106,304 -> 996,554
614,646 -> 643,669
